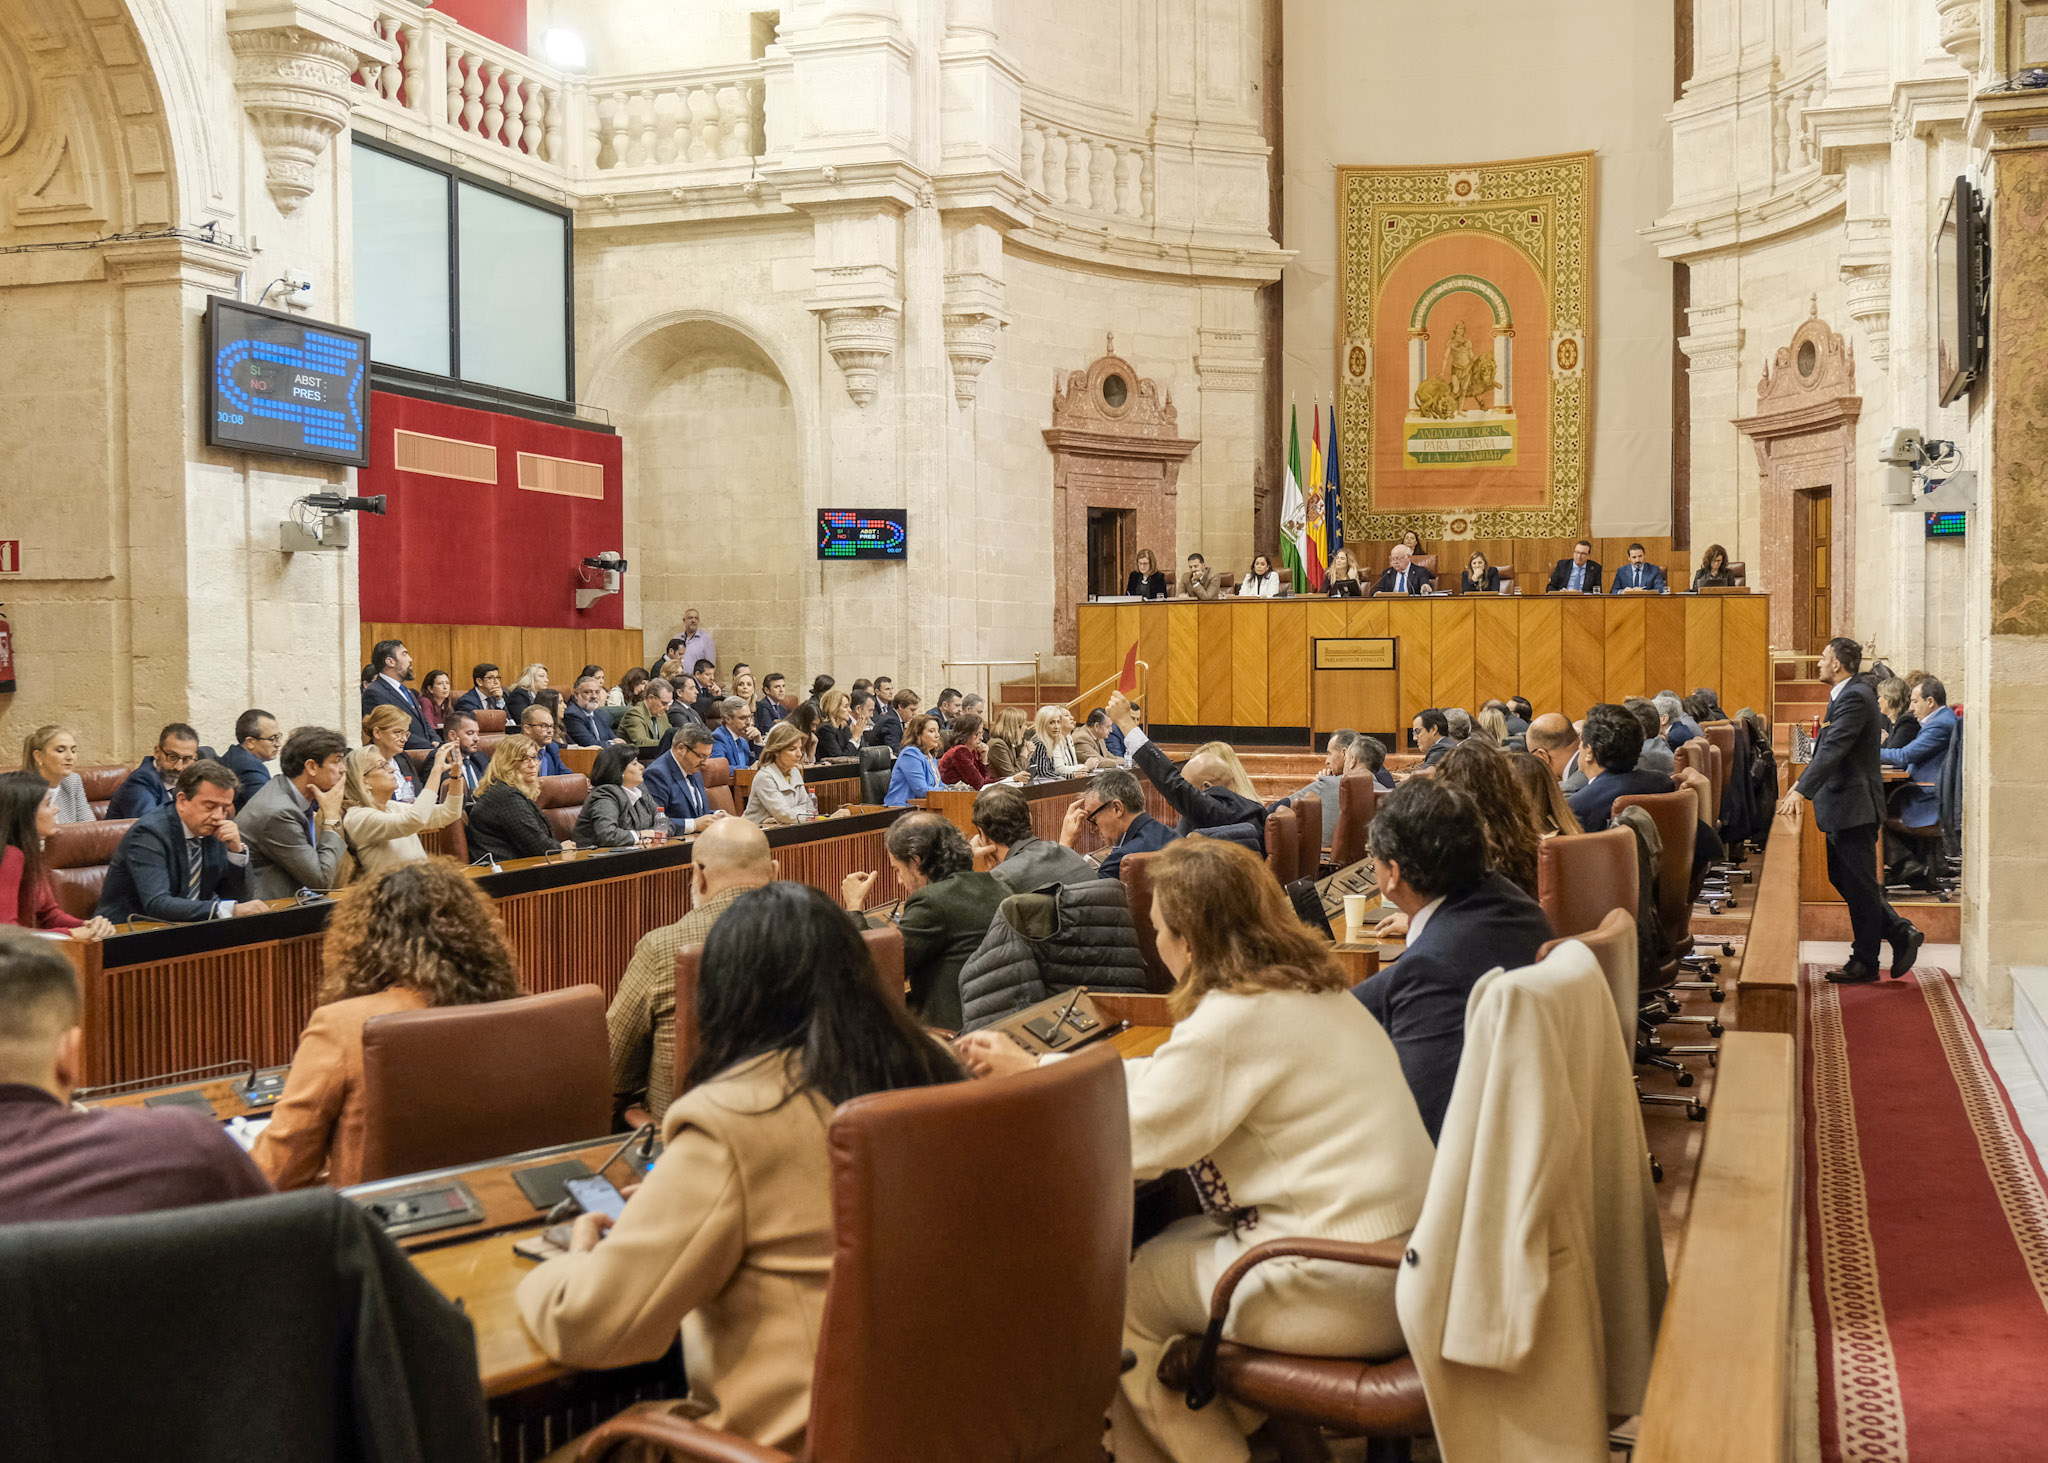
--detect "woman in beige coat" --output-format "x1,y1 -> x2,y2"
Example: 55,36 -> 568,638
338,742 -> 463,879
516,883 -> 963,1450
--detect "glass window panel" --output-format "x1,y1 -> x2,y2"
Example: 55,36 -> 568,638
352,142 -> 450,376
457,182 -> 568,401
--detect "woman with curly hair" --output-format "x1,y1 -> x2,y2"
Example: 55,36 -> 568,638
248,860 -> 522,1189
1434,737 -> 1543,900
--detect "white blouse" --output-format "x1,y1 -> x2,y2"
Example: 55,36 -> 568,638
1238,571 -> 1284,598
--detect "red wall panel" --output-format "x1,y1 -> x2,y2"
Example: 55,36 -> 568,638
434,0 -> 526,52
356,389 -> 625,630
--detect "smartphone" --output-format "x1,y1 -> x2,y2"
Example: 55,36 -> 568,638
563,1175 -> 628,1220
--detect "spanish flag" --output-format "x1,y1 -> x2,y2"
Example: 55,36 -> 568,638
1305,403 -> 1328,589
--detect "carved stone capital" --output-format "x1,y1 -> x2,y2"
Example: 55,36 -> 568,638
817,304 -> 900,405
942,310 -> 1004,405
229,26 -> 359,215
1840,259 -> 1893,368
1935,0 -> 1981,75
1679,329 -> 1745,375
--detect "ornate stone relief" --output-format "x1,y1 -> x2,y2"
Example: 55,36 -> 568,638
1840,257 -> 1893,367
818,303 -> 899,405
1935,0 -> 1982,74
942,310 -> 1003,404
228,26 -> 360,215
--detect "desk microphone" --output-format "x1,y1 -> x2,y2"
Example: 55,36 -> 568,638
469,852 -> 502,874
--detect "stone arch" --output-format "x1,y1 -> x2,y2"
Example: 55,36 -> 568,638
0,0 -> 182,239
587,313 -> 810,670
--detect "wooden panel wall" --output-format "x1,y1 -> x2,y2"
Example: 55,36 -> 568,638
1077,594 -> 1775,736
1333,534 -> 1689,588
361,623 -> 649,689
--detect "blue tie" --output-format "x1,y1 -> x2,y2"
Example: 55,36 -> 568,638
1571,564 -> 1584,591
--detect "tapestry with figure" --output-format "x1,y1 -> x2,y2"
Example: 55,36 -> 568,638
1334,153 -> 1593,540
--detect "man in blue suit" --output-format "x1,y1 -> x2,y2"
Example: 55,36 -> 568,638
519,705 -> 571,778
1881,675 -> 1957,878
445,712 -> 489,802
563,676 -> 617,747
1609,543 -> 1670,594
1062,766 -> 1175,880
1546,539 -> 1604,593
96,762 -> 264,923
360,639 -> 436,750
711,698 -> 758,771
642,724 -> 730,837
106,723 -> 201,821
218,709 -> 278,812
453,663 -> 507,718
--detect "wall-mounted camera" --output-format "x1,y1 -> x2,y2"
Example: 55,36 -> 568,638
576,550 -> 629,611
279,493 -> 387,553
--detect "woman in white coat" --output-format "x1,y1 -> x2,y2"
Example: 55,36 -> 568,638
959,836 -> 1435,1463
338,742 -> 464,880
1236,552 -> 1285,598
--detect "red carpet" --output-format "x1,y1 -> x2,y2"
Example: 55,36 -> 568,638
1802,966 -> 2048,1461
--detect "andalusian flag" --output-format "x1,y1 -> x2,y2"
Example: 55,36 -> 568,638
1325,415 -> 1345,563
1305,403 -> 1328,590
1280,405 -> 1308,594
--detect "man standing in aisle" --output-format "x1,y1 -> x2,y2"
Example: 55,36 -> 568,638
1779,637 -> 1922,983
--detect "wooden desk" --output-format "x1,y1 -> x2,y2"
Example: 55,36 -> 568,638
1076,594 -> 1773,737
1789,759 -> 1902,905
1741,807 -> 1803,1036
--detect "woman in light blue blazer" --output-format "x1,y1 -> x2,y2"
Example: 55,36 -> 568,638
884,715 -> 945,806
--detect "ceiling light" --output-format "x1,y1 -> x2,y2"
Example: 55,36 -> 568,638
541,27 -> 587,71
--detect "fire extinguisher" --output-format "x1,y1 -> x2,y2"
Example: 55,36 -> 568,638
0,604 -> 14,695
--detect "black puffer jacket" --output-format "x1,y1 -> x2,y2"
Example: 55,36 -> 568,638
957,879 -> 1151,1031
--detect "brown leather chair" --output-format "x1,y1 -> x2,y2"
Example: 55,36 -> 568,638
1291,795 -> 1323,868
537,773 -> 590,841
580,1047 -> 1133,1463
861,924 -> 908,1008
1700,722 -> 1736,816
1539,907 -> 1639,1058
1675,737 -> 1712,782
420,817 -> 469,864
1535,827 -> 1638,945
1328,773 -> 1381,868
1263,803 -> 1299,888
475,710 -> 508,734
1610,790 -> 1697,976
78,765 -> 132,819
356,985 -> 611,1182
42,819 -> 136,919
1412,554 -> 1437,574
1724,561 -> 1747,586
699,756 -> 740,816
474,732 -> 506,763
1496,565 -> 1517,594
1118,851 -> 1176,994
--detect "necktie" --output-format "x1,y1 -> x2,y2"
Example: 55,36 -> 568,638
1395,571 -> 1406,595
186,840 -> 203,899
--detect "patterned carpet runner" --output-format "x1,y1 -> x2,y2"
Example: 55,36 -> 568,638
1802,966 -> 2048,1461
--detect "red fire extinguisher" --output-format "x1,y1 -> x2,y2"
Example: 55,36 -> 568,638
0,605 -> 15,695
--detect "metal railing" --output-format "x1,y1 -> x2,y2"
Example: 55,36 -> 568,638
940,656 -> 1042,711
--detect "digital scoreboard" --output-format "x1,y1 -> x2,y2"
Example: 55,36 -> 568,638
206,297 -> 370,466
817,509 -> 908,561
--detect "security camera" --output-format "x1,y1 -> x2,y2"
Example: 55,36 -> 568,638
575,551 -> 629,611
1878,428 -> 1923,508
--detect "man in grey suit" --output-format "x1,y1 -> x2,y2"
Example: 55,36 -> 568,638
243,726 -> 350,901
972,783 -> 1097,892
1780,637 -> 1922,983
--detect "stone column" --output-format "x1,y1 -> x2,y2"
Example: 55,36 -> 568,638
1677,254 -> 1748,570
1963,138 -> 2048,1026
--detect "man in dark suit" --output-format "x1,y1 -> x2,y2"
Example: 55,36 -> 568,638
563,676 -> 616,747
753,673 -> 792,736
1107,691 -> 1267,847
1609,543 -> 1669,594
453,663 -> 506,717
1780,637 -> 1922,982
1546,539 -> 1603,593
95,762 -> 265,923
641,724 -> 730,837
1371,544 -> 1435,596
518,704 -> 571,778
444,712 -> 489,802
106,723 -> 202,821
865,689 -> 912,753
1354,777 -> 1555,1139
1061,766 -> 1176,880
1411,708 -> 1454,768
218,710 -> 278,812
360,639 -> 435,750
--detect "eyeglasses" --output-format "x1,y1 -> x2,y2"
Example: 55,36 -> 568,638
1078,802 -> 1104,828
250,733 -> 284,746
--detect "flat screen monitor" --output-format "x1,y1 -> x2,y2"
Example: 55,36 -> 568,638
1935,177 -> 1986,409
817,509 -> 907,561
206,297 -> 371,466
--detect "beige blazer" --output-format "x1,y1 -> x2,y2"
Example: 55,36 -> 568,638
516,1051 -> 834,1451
248,986 -> 430,1190
340,774 -> 462,880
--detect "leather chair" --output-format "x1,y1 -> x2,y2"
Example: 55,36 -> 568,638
78,765 -> 131,819
859,745 -> 895,805
536,773 -> 590,842
1117,851 -> 1176,993
1263,803 -> 1299,888
1610,791 -> 1697,980
580,1048 -> 1132,1463
699,756 -> 740,816
1535,827 -> 1638,944
1700,723 -> 1735,819
42,818 -> 136,919
1725,560 -> 1747,586
862,925 -> 908,1008
1328,773 -> 1381,868
475,710 -> 507,734
474,732 -> 505,762
1538,907 -> 1639,1059
356,985 -> 611,1182
1290,795 -> 1324,868
420,816 -> 469,865
1412,554 -> 1437,574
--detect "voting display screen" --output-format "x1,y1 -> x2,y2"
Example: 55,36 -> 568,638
206,297 -> 371,466
817,509 -> 908,561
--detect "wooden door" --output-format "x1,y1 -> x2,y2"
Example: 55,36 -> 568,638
1086,507 -> 1134,597
1793,488 -> 1832,654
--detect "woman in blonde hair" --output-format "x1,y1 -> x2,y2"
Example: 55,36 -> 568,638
985,705 -> 1034,779
21,725 -> 92,825
1474,704 -> 1510,747
745,721 -> 813,827
467,734 -> 571,861
505,663 -> 550,722
1029,705 -> 1082,778
362,704 -> 422,804
338,741 -> 465,880
958,837 -> 1434,1463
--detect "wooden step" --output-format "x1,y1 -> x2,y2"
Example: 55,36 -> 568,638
998,680 -> 1077,707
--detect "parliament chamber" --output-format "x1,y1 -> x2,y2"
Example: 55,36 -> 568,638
2,0 -> 2035,1458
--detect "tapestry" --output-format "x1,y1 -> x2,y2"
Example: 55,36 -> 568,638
1334,152 -> 1594,540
